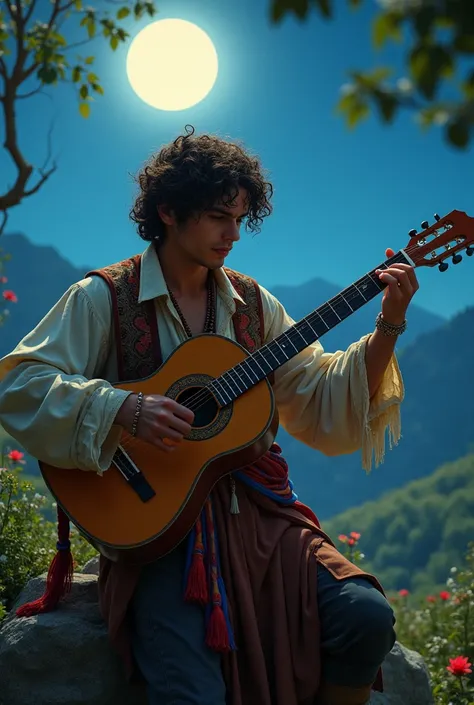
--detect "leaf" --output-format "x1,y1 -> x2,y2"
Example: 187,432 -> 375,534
79,84 -> 88,99
86,17 -> 96,39
413,7 -> 436,38
91,83 -> 104,95
79,102 -> 90,119
116,7 -> 130,20
110,35 -> 119,51
37,65 -> 57,84
372,12 -> 402,49
87,72 -> 99,83
337,92 -> 369,128
315,0 -> 331,18
454,33 -> 474,53
409,43 -> 454,99
462,69 -> 474,99
84,56 -> 94,65
72,65 -> 82,82
447,120 -> 470,149
375,91 -> 398,122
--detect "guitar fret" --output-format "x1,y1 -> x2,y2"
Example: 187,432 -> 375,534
210,251 -> 407,408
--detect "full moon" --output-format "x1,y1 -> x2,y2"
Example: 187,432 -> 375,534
126,19 -> 219,111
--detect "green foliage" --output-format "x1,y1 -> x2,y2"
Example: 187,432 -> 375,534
0,448 -> 97,616
322,454 -> 474,595
392,545 -> 474,704
268,0 -> 474,149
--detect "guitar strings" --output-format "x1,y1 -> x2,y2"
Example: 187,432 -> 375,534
119,238 -> 445,446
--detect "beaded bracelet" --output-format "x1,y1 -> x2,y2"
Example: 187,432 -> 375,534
375,312 -> 407,337
131,392 -> 144,437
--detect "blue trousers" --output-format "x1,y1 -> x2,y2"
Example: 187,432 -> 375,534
130,541 -> 395,705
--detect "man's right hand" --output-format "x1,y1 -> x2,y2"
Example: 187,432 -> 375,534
115,393 -> 195,453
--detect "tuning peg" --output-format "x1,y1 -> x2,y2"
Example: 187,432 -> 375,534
452,254 -> 463,264
421,220 -> 429,229
438,262 -> 449,272
434,213 -> 441,221
408,228 -> 417,237
467,246 -> 474,257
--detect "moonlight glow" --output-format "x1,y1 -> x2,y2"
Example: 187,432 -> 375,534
126,19 -> 219,111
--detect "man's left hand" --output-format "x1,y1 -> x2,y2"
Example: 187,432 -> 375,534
375,248 -> 419,325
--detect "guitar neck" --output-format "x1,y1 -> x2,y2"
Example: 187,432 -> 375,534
209,250 -> 413,407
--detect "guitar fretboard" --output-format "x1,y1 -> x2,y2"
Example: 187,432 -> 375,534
208,250 -> 411,407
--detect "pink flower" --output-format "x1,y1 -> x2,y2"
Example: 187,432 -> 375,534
350,532 -> 361,540
446,656 -> 472,677
426,595 -> 436,603
7,450 -> 24,462
398,589 -> 409,597
2,289 -> 17,303
439,591 -> 451,601
347,537 -> 356,546
0,275 -> 7,283
338,534 -> 348,544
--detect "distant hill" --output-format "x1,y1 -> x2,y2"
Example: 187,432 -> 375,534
0,232 -> 445,358
321,453 -> 474,594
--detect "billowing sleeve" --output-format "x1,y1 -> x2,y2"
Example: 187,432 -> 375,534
0,278 -> 132,474
259,285 -> 404,471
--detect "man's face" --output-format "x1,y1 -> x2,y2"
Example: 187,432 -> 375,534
160,187 -> 249,270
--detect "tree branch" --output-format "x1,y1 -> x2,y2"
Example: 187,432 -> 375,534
0,210 -> 8,237
24,119 -> 58,197
16,83 -> 44,99
0,79 -> 34,211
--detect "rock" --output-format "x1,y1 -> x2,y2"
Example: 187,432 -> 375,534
0,574 -> 434,705
0,573 -> 147,705
81,555 -> 100,575
369,642 -> 434,704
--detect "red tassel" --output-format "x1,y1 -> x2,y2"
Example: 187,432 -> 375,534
184,551 -> 208,605
205,603 -> 231,652
16,506 -> 73,617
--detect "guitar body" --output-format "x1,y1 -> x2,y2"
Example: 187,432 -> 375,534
40,335 -> 277,566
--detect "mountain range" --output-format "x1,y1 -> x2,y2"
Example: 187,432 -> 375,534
1,232 -> 472,520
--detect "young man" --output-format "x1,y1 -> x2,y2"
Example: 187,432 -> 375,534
0,127 -> 418,705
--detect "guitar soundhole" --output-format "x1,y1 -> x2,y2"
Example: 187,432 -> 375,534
176,386 -> 218,428
166,373 -> 233,441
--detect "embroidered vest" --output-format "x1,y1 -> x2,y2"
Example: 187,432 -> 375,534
86,254 -> 265,380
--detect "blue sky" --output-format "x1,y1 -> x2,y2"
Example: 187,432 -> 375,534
4,0 -> 473,319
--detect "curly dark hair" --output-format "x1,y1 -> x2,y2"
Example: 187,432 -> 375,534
129,126 -> 274,242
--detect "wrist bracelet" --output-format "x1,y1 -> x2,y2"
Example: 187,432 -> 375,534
375,312 -> 407,337
131,392 -> 143,437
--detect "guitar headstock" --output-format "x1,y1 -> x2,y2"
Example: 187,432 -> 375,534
404,210 -> 474,272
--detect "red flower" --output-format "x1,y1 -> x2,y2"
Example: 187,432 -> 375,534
0,275 -> 7,283
338,534 -> 348,543
3,289 -> 17,303
350,532 -> 361,540
7,450 -> 24,462
446,656 -> 472,677
439,591 -> 451,601
347,537 -> 356,546
398,589 -> 409,597
426,595 -> 437,603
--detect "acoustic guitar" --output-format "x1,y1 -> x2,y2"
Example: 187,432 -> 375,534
40,210 -> 474,565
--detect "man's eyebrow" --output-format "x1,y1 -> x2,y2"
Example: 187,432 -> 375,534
208,206 -> 249,218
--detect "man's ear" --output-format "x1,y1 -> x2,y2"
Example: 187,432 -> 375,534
157,204 -> 175,226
